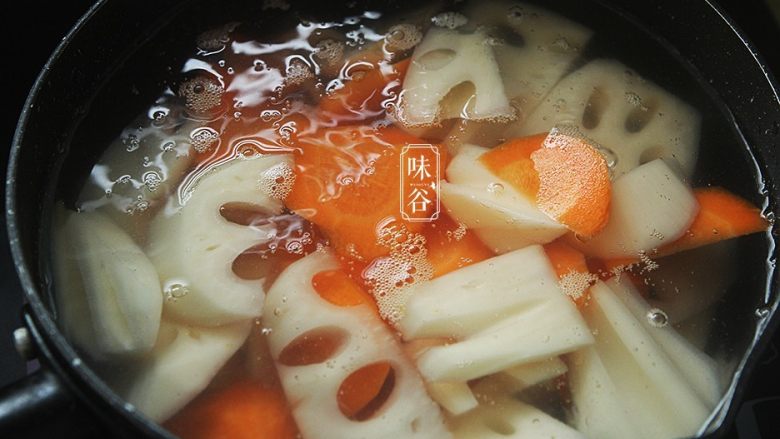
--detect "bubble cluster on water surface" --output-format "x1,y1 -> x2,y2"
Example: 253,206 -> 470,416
431,12 -> 468,30
189,127 -> 220,153
313,39 -> 346,72
178,76 -> 225,114
196,23 -> 238,52
285,58 -> 314,86
385,24 -> 422,52
259,161 -> 296,200
164,283 -> 190,302
142,171 -> 163,193
363,223 -> 434,323
123,133 -> 141,152
559,271 -> 598,303
445,222 -> 468,241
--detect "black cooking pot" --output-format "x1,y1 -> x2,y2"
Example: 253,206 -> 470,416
3,0 -> 779,437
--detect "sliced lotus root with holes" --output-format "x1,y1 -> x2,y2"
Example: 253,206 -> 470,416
264,251 -> 452,439
508,59 -> 701,178
398,28 -> 514,126
463,0 -> 592,120
147,154 -> 294,326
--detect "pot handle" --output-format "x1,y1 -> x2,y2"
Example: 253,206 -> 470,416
0,310 -> 103,439
0,367 -> 99,438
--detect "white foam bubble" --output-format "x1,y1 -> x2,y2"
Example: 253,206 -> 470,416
385,24 -> 422,52
178,77 -> 225,114
431,12 -> 468,30
259,161 -> 296,200
363,223 -> 434,323
559,271 -> 598,302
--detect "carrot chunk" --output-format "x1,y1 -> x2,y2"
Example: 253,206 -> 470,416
600,187 -> 769,269
285,126 -> 433,261
164,380 -> 299,439
544,239 -> 594,308
531,136 -> 611,238
479,133 -> 546,198
312,269 -> 378,311
657,187 -> 769,256
319,58 -> 411,119
544,240 -> 589,278
422,214 -> 494,278
480,132 -> 612,238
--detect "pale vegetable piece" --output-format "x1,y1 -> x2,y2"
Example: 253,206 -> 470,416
508,59 -> 701,178
401,246 -> 568,338
568,347 -> 638,439
427,381 -> 479,416
464,1 -> 593,119
452,397 -> 585,439
265,251 -> 451,439
646,240 -> 737,323
52,206 -> 98,357
502,356 -> 568,388
471,357 -> 567,400
577,159 -> 698,258
111,319 -> 251,423
400,246 -> 593,381
606,276 -> 722,407
147,154 -> 292,326
54,209 -> 163,357
582,281 -> 712,439
398,28 -> 514,126
441,145 -> 566,253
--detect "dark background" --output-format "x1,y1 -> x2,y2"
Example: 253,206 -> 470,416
0,1 -> 778,438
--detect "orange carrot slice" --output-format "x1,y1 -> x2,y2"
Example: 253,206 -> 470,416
657,187 -> 769,255
531,136 -> 611,238
480,133 -> 611,238
544,240 -> 593,307
319,58 -> 411,119
312,269 -> 378,311
479,133 -> 546,198
600,187 -> 769,268
544,240 -> 589,278
285,126 -> 433,261
422,214 -> 494,278
164,380 -> 299,439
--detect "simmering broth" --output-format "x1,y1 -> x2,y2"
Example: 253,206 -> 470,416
48,1 -> 773,438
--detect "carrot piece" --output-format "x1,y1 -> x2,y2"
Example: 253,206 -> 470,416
312,269 -> 378,311
531,136 -> 611,238
543,240 -> 594,308
319,58 -> 411,119
164,380 -> 299,439
599,187 -> 769,268
480,133 -> 612,238
544,240 -> 589,278
479,133 -> 546,198
422,214 -> 494,278
657,187 -> 769,255
337,362 -> 393,420
285,126 -> 433,261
